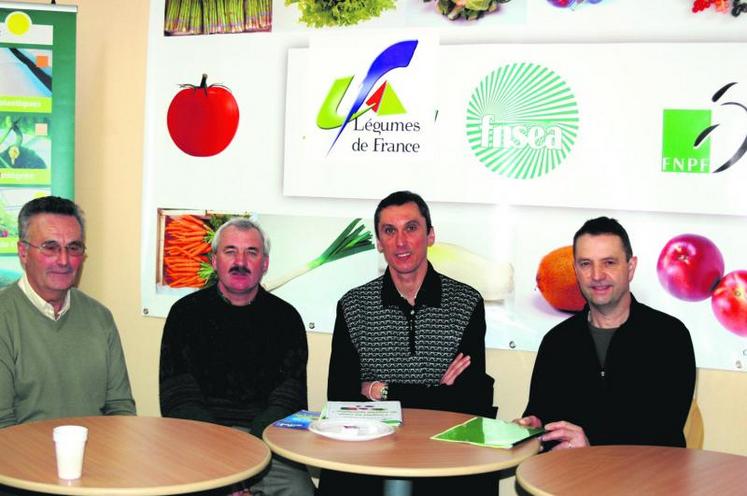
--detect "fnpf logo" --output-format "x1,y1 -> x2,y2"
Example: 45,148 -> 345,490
662,82 -> 747,174
466,63 -> 579,180
316,40 -> 417,153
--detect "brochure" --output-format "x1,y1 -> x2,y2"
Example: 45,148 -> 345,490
272,410 -> 320,430
321,401 -> 403,426
431,417 -> 544,449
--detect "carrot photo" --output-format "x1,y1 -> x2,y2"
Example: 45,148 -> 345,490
160,213 -> 215,288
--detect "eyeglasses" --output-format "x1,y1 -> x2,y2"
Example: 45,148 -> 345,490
21,240 -> 86,258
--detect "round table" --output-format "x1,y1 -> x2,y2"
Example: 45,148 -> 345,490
0,416 -> 271,495
264,408 -> 540,495
516,445 -> 747,496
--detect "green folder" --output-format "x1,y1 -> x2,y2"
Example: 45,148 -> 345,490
431,417 -> 544,449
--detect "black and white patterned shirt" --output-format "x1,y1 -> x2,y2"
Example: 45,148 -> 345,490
327,263 -> 496,417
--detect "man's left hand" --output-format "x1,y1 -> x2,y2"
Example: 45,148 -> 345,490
361,381 -> 385,400
440,353 -> 471,386
540,420 -> 590,451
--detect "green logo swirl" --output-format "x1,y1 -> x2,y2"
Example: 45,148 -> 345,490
466,63 -> 579,179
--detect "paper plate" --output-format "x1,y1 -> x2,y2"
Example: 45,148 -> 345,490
309,419 -> 395,441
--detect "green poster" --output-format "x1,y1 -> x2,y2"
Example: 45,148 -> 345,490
0,1 -> 76,279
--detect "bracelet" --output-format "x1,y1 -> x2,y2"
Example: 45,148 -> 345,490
367,381 -> 381,400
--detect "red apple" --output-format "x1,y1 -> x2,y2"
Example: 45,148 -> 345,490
711,270 -> 747,337
657,234 -> 724,302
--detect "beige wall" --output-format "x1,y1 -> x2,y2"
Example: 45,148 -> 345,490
35,0 -> 746,463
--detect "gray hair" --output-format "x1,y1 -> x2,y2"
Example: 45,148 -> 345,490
211,217 -> 270,255
18,196 -> 85,241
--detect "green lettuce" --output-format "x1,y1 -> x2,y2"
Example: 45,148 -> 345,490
286,0 -> 396,27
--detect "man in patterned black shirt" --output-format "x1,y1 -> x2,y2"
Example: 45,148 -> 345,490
321,191 -> 498,495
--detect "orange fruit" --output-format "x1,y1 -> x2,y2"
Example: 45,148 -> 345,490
536,245 -> 586,312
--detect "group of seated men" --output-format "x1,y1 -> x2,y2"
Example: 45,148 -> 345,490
0,192 -> 695,495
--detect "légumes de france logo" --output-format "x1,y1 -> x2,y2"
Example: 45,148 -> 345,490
466,63 -> 579,179
316,40 -> 418,155
662,82 -> 747,174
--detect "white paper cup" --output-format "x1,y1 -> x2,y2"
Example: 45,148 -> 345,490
53,425 -> 88,480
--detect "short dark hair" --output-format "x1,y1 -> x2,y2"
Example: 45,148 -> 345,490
18,196 -> 85,241
374,190 -> 433,239
573,216 -> 633,261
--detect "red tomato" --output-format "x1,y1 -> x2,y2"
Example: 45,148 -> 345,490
167,74 -> 239,157
711,270 -> 747,337
656,234 -> 724,302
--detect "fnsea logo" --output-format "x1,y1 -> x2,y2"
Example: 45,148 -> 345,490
466,63 -> 579,180
316,40 -> 421,155
662,82 -> 747,174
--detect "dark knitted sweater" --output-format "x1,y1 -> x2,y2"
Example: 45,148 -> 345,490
159,285 -> 308,437
328,264 -> 496,418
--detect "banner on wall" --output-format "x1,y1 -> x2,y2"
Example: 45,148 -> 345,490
0,2 -> 76,282
141,0 -> 747,372
284,43 -> 747,217
278,39 -> 747,372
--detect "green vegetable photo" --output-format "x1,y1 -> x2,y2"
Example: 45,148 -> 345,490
164,0 -> 271,35
285,0 -> 396,28
424,0 -> 512,21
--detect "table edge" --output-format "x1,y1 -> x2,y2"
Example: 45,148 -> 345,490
0,455 -> 271,496
515,463 -> 555,496
263,426 -> 540,478
0,418 -> 272,496
515,444 -> 747,496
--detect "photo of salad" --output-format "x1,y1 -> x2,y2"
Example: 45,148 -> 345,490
423,0 -> 512,21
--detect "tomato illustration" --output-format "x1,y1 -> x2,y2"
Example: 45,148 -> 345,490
167,74 -> 239,157
711,270 -> 747,337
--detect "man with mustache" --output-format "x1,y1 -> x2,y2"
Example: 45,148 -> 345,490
0,196 -> 135,428
519,217 -> 696,450
159,217 -> 314,496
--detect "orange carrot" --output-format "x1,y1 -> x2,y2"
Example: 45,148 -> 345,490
162,215 -> 215,288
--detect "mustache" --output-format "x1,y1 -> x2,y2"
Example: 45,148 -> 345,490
229,265 -> 251,275
50,265 -> 74,273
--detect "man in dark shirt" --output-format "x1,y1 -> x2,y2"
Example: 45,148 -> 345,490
322,191 -> 497,495
519,217 -> 696,450
159,218 -> 314,496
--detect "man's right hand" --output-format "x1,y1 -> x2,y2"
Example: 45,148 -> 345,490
541,420 -> 590,450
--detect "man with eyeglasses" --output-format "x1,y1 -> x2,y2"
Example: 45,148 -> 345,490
159,218 -> 314,496
0,196 -> 136,429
